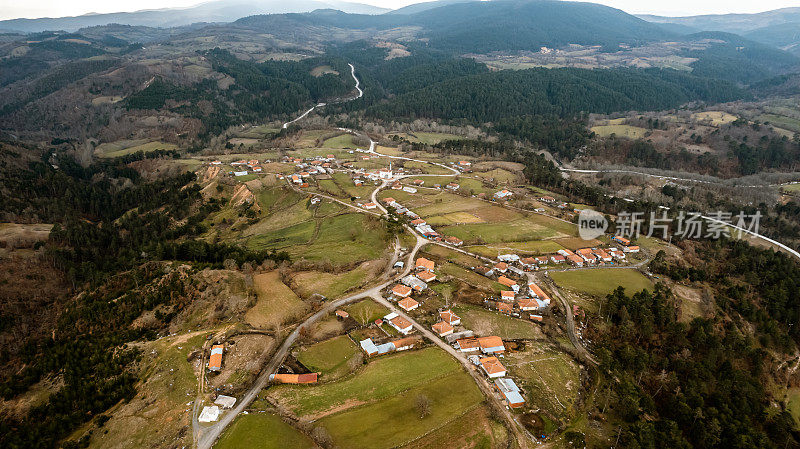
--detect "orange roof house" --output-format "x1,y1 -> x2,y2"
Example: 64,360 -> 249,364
479,357 -> 507,378
496,302 -> 513,315
335,310 -> 350,319
416,258 -> 435,272
387,313 -> 413,334
528,282 -> 549,300
445,236 -> 463,246
439,309 -> 461,326
208,344 -> 224,371
456,337 -> 480,352
398,297 -> 419,312
392,284 -> 413,298
494,262 -> 508,273
517,297 -> 538,311
417,271 -> 436,282
270,373 -> 318,384
500,290 -> 515,302
477,336 -> 505,354
432,321 -> 454,337
411,218 -> 426,226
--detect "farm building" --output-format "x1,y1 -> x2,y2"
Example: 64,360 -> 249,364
479,357 -> 507,378
494,189 -> 513,199
494,378 -> 525,408
411,218 -> 427,226
612,235 -> 631,246
208,345 -> 224,372
439,309 -> 461,326
517,297 -> 538,311
385,313 -> 413,334
335,310 -> 350,320
390,337 -> 418,351
529,314 -> 544,323
362,202 -> 377,209
398,297 -> 420,311
214,395 -> 237,409
432,321 -> 454,337
401,275 -> 428,291
360,338 -> 396,356
445,236 -> 464,246
269,373 -> 319,384
477,336 -> 505,354
623,245 -> 640,253
497,276 -> 518,291
474,266 -> 494,277
198,406 -> 220,423
496,302 -> 513,315
528,282 -> 549,300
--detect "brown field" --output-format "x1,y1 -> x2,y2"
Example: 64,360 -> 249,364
245,271 -> 309,328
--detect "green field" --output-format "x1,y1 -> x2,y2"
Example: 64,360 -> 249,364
215,413 -> 314,449
440,219 -> 560,244
455,305 -> 542,340
504,346 -> 581,420
95,140 -> 178,158
319,371 -> 484,449
345,299 -> 389,324
589,124 -> 647,139
390,132 -> 463,144
322,133 -> 357,149
786,388 -> 800,430
550,268 -> 654,297
439,262 -> 505,292
465,240 -> 564,258
297,335 -> 359,380
782,183 -> 800,194
268,347 -> 460,417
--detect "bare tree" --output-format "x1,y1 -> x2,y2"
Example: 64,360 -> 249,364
415,394 -> 431,419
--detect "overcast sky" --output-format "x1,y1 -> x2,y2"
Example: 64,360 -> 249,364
1,0 -> 798,21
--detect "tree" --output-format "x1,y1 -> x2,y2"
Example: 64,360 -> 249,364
415,394 -> 431,419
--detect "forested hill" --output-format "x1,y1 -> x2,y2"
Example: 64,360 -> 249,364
366,67 -> 748,122
235,0 -> 674,53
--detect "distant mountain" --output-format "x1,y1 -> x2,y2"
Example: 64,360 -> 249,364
238,0 -> 674,54
0,0 -> 389,33
386,0 -> 480,15
639,8 -> 800,34
745,22 -> 800,55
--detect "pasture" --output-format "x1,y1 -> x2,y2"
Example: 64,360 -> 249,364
549,268 -> 653,297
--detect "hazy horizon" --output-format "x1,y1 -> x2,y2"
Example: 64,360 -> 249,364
0,0 -> 798,22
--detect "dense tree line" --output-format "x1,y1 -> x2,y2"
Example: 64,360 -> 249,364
595,284 -> 798,448
493,115 -> 592,159
366,67 -> 747,123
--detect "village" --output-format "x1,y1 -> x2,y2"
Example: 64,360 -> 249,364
188,133 -> 657,448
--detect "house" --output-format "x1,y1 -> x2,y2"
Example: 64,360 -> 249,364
445,236 -> 464,247
403,186 -> 417,193
577,248 -> 598,263
477,336 -> 505,354
446,182 -> 460,191
413,179 -> 425,186
416,258 -> 435,272
208,344 -> 224,372
291,174 -> 301,184
432,321 -> 454,337
440,309 -> 461,326
405,211 -> 419,219
401,275 -> 428,291
398,297 -> 419,312
566,254 -> 584,266
479,356 -> 507,378
417,271 -> 437,283
612,235 -> 631,246
529,314 -> 544,323
623,245 -> 640,253
391,181 -> 403,190
594,249 -> 612,262
455,337 -> 481,352
269,373 -> 318,384
610,250 -> 626,259
496,302 -> 513,315
494,378 -> 525,408
536,256 -> 549,264
458,160 -> 472,168
550,255 -> 566,264
382,197 -> 396,206
378,168 -> 392,179
231,160 -> 247,166
335,310 -> 350,320
385,313 -> 413,335
252,166 -> 262,172
353,179 -> 363,186
233,171 -> 249,177
392,284 -> 413,298
508,266 -> 525,277
390,336 -> 418,351
210,160 -> 222,165
474,266 -> 494,277
411,218 -> 427,226
518,297 -> 538,311
497,276 -> 518,292
362,202 -> 377,209
494,262 -> 508,273
540,196 -> 556,203
500,290 -> 516,302
494,189 -> 513,199
520,257 -> 538,270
